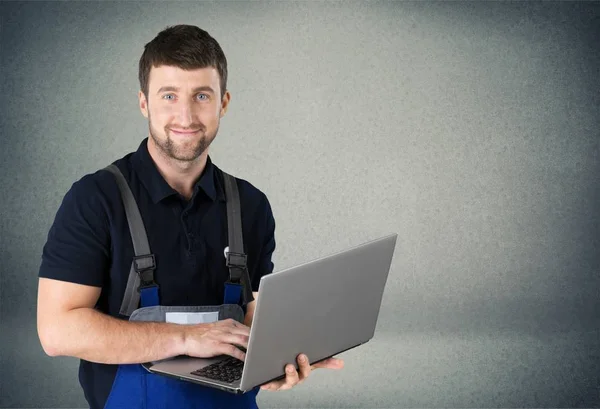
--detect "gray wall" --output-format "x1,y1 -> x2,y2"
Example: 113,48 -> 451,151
1,1 -> 599,408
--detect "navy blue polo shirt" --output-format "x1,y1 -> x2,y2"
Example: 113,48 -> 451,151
38,138 -> 276,409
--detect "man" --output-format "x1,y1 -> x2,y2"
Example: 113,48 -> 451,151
36,24 -> 343,409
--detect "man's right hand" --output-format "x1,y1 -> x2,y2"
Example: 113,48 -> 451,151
182,318 -> 250,361
37,278 -> 251,365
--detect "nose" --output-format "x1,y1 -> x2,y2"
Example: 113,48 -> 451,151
176,100 -> 194,127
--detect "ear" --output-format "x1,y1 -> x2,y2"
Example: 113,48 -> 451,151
139,91 -> 149,119
219,90 -> 231,118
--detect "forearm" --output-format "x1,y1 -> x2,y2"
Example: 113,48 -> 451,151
243,310 -> 254,327
42,307 -> 186,364
243,292 -> 259,327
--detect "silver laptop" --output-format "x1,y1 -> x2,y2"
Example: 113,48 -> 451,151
148,233 -> 397,393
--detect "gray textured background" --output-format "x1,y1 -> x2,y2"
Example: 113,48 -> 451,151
1,1 -> 599,408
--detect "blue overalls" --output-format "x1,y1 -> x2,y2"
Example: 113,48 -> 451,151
102,164 -> 261,409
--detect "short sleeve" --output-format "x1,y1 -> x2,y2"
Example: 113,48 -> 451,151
251,194 -> 276,292
38,175 -> 111,287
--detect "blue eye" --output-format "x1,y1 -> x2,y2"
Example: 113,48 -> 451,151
197,94 -> 208,101
163,94 -> 175,100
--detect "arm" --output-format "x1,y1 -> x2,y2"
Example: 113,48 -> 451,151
37,278 -> 186,364
243,191 -> 276,328
37,278 -> 249,364
243,291 -> 259,327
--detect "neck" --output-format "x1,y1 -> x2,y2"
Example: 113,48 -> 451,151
146,137 -> 207,200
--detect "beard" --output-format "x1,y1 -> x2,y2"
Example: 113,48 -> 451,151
148,114 -> 218,162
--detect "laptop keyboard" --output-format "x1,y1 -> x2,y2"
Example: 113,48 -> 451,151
191,356 -> 244,384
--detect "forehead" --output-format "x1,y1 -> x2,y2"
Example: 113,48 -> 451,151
147,65 -> 220,92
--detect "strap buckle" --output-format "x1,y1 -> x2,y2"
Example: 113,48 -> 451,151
226,251 -> 247,269
226,252 -> 247,284
133,254 -> 157,290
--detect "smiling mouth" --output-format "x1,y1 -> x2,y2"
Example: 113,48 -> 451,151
169,128 -> 201,135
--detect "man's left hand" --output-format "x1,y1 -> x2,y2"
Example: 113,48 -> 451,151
260,354 -> 344,391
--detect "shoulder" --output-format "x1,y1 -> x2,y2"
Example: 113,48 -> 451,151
214,164 -> 274,217
39,153 -> 135,285
67,153 -> 135,199
57,153 -> 135,222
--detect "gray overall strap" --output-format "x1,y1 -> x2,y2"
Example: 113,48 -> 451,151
222,171 -> 255,305
104,164 -> 156,316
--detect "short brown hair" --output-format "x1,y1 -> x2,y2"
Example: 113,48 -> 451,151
138,25 -> 228,98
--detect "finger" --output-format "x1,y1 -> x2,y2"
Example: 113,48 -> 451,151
199,320 -> 250,337
209,326 -> 248,339
211,332 -> 250,349
311,357 -> 345,370
216,342 -> 246,361
218,318 -> 249,329
297,354 -> 311,381
276,364 -> 299,391
216,320 -> 250,335
227,328 -> 250,338
260,373 -> 291,391
260,380 -> 283,391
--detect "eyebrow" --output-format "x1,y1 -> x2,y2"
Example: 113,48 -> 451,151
156,86 -> 215,95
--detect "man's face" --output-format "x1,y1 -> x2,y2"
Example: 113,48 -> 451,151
139,65 -> 230,162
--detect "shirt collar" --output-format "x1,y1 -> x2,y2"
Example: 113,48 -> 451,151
132,138 -> 220,204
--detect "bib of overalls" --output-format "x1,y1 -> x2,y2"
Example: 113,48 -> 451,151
102,164 -> 261,408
